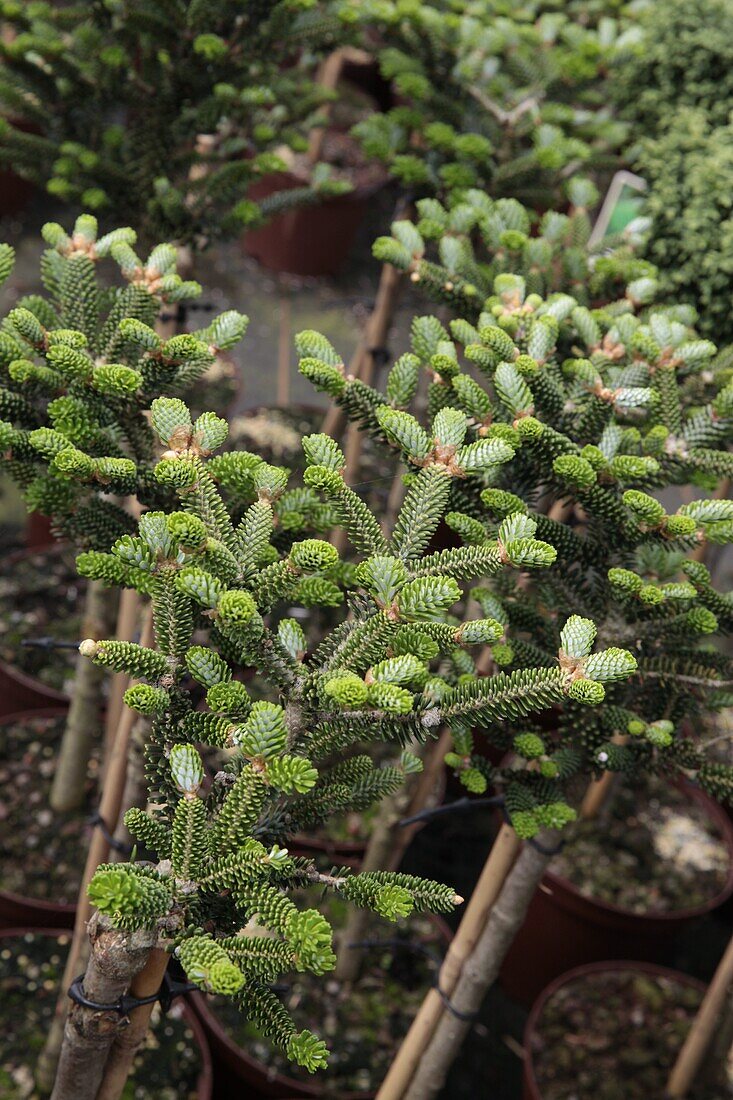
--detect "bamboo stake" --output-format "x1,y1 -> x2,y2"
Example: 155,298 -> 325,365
376,823 -> 521,1100
102,588 -> 141,766
336,732 -> 450,983
321,260 -> 404,441
403,829 -> 559,1100
277,281 -> 292,408
37,608 -> 154,1094
666,933 -> 733,1098
307,47 -> 371,165
331,263 -> 403,553
579,734 -> 629,821
95,947 -> 170,1100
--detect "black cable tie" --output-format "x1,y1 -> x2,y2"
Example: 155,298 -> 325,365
434,983 -> 479,1023
528,835 -> 565,857
87,811 -> 133,856
67,968 -> 197,1016
21,636 -> 82,651
398,794 -> 505,828
368,345 -> 391,368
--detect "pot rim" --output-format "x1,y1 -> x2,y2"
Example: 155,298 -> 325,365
0,925 -> 214,1100
541,780 -> 733,923
522,958 -> 707,1099
498,753 -> 733,923
0,542 -> 76,705
0,707 -> 89,917
190,912 -> 453,1099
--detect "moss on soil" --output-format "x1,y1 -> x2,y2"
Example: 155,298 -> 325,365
0,713 -> 99,905
531,968 -> 732,1099
0,548 -> 84,692
550,773 -> 729,913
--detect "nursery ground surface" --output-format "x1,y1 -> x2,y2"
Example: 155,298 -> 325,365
0,548 -> 84,692
550,772 -> 729,912
0,931 -> 202,1098
209,896 -> 445,1095
0,713 -> 99,905
529,969 -> 733,1099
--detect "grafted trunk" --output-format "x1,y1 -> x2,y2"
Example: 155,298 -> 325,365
49,914 -> 157,1100
95,947 -> 170,1100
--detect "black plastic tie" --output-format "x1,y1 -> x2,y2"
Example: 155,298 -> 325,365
87,811 -> 133,856
67,969 -> 197,1016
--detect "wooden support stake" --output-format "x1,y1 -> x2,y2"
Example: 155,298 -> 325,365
579,734 -> 629,821
376,823 -> 521,1100
37,608 -> 154,1094
321,260 -> 404,442
667,933 -> 733,1097
277,282 -> 292,408
102,588 -> 141,766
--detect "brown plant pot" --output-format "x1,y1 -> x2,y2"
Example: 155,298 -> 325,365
190,914 -> 452,1098
499,781 -> 733,1007
521,960 -> 706,1100
0,708 -> 85,930
0,927 -> 213,1099
243,170 -> 384,278
24,511 -> 56,551
0,120 -> 37,217
0,544 -> 74,716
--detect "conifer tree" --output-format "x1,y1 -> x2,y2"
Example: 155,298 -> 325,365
337,0 -> 633,207
611,0 -> 733,343
49,384 -> 640,1099
298,198 -> 733,1094
0,1 -> 349,245
0,216 -> 249,809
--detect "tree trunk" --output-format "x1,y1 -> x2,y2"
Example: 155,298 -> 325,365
49,914 -> 157,1100
95,947 -> 170,1100
376,823 -> 522,1100
50,580 -> 115,812
402,829 -> 558,1100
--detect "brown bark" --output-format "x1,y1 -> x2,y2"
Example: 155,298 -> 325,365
49,914 -> 158,1100
51,581 -> 115,811
401,830 -> 558,1100
376,823 -> 522,1099
95,947 -> 170,1100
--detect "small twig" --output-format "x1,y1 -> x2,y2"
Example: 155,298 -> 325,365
642,671 -> 733,690
21,637 -> 81,650
468,87 -> 541,127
